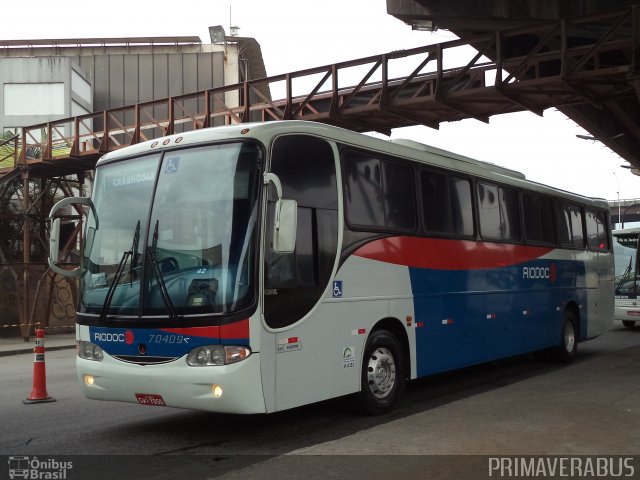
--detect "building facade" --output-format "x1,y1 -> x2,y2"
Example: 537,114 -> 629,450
0,32 -> 266,135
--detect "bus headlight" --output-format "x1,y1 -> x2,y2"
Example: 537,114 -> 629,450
77,341 -> 104,361
186,345 -> 251,366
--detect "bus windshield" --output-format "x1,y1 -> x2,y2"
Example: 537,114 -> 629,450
613,230 -> 640,295
81,141 -> 262,318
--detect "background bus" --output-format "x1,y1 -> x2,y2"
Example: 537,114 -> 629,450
49,121 -> 614,415
613,227 -> 640,328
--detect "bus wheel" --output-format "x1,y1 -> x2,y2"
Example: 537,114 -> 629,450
357,330 -> 405,415
555,310 -> 578,363
622,320 -> 636,328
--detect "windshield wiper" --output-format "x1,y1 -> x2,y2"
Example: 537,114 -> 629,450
129,219 -> 141,286
147,220 -> 179,323
617,257 -> 632,290
99,220 -> 140,324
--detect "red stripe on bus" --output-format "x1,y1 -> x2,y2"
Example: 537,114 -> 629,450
220,318 -> 250,339
354,237 -> 553,270
160,319 -> 249,340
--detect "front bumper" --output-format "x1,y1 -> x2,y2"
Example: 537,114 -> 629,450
614,305 -> 640,322
77,352 -> 266,414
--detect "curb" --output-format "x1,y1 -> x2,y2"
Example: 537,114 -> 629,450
0,344 -> 76,358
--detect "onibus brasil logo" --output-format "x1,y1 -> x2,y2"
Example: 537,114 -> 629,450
8,456 -> 72,480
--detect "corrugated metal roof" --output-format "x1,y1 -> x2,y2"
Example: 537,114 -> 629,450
0,37 -> 202,48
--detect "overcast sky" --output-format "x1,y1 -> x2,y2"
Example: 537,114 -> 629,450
4,0 -> 640,204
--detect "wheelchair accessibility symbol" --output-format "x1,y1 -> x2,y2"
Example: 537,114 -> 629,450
165,157 -> 180,174
332,281 -> 343,298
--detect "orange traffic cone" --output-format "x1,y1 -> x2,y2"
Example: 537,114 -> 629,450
23,326 -> 56,404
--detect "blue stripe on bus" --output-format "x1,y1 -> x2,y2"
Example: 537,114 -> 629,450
408,259 -> 587,377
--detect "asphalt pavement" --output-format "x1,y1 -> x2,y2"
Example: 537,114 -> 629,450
1,326 -> 639,479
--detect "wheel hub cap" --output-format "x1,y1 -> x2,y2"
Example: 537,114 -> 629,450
564,323 -> 575,353
367,347 -> 396,399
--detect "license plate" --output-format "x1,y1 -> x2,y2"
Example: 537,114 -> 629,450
627,311 -> 640,317
135,393 -> 166,407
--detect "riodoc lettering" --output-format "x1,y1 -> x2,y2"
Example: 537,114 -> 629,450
93,332 -> 125,342
523,266 -> 550,280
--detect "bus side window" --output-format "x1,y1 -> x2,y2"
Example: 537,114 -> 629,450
421,170 -> 451,233
264,135 -> 339,329
382,161 -> 416,231
420,170 -> 473,238
585,209 -> 610,251
344,156 -> 385,227
344,151 -> 416,232
476,182 -> 520,242
451,177 -> 474,236
557,202 -> 584,249
522,192 -> 556,245
597,211 -> 610,251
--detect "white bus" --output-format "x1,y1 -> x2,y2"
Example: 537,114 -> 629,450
49,121 -> 614,414
613,227 -> 640,328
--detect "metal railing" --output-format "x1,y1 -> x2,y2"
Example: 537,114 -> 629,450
0,134 -> 19,170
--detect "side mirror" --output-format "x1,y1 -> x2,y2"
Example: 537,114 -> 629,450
273,198 -> 297,253
48,196 -> 93,278
264,172 -> 297,254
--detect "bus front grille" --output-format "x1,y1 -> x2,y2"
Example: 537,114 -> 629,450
113,355 -> 178,365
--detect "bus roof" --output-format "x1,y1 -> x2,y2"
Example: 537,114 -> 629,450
389,138 -> 527,180
98,120 -> 608,208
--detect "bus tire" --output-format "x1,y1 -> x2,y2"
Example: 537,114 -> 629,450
357,329 -> 405,415
622,320 -> 636,328
555,310 -> 578,363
